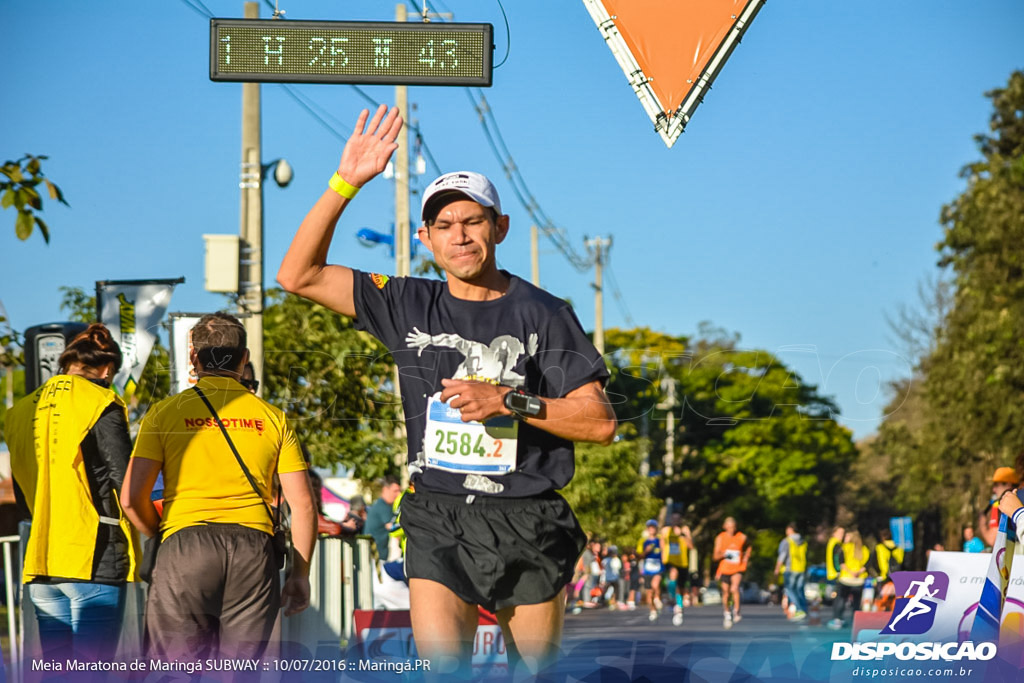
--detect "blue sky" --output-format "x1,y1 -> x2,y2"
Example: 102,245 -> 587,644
2,0 -> 1021,438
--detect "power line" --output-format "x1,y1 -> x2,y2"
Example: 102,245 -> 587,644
277,85 -> 349,143
465,88 -> 592,272
492,0 -> 511,68
605,261 -> 635,328
190,0 -> 214,17
349,86 -> 442,177
177,0 -> 212,19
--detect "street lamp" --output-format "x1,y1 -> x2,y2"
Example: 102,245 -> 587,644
263,158 -> 293,188
355,225 -> 418,260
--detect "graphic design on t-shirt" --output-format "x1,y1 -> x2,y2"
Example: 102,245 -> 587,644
405,328 -> 538,387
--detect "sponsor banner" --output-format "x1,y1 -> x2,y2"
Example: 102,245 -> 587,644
925,550 -> 1024,645
353,609 -> 506,675
96,278 -> 182,401
168,313 -> 203,395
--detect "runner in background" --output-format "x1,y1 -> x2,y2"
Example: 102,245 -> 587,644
625,549 -> 640,610
713,517 -> 750,629
637,520 -> 664,622
660,515 -> 692,626
774,522 -> 808,621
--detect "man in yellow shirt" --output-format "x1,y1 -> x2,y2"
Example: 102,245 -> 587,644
660,515 -> 692,626
121,313 -> 317,661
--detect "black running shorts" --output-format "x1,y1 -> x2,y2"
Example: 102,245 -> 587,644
401,489 -> 587,613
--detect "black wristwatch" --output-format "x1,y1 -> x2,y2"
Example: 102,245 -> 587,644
503,388 -> 542,419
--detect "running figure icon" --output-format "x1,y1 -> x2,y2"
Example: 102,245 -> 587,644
885,575 -> 938,632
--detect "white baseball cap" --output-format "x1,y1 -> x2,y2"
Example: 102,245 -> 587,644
421,171 -> 502,223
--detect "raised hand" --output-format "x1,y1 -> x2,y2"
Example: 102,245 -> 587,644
337,104 -> 403,188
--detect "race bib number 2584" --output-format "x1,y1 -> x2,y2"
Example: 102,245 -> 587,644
424,394 -> 518,475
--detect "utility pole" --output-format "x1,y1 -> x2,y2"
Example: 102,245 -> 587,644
391,2 -> 413,481
658,376 -> 678,478
530,225 -> 540,287
394,3 -> 411,281
657,374 -> 679,515
239,0 -> 264,394
584,236 -> 612,355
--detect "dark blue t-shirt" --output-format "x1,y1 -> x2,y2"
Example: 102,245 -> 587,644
352,270 -> 609,497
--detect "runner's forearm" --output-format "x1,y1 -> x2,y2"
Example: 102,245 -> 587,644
523,393 -> 616,445
277,190 -> 356,316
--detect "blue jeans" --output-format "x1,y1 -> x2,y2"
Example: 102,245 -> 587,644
28,582 -> 126,661
783,571 -> 808,613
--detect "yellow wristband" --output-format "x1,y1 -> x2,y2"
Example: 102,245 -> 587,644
329,172 -> 360,200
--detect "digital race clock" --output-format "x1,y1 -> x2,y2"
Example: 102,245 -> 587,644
210,18 -> 494,86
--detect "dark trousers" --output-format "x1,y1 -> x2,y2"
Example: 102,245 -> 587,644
833,583 -> 863,623
145,524 -> 280,661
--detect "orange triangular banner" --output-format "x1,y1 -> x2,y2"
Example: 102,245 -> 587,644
583,0 -> 764,147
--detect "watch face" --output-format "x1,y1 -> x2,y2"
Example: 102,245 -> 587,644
508,393 -> 531,412
506,391 -> 541,417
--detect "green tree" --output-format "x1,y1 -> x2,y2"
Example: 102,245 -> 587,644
2,155 -> 68,242
261,289 -> 402,479
561,430 -> 660,549
861,71 -> 1024,553
927,70 -> 1024,463
0,310 -> 25,444
601,326 -> 857,584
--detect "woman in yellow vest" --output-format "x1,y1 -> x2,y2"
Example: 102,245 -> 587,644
7,324 -> 139,661
828,529 -> 868,630
825,525 -> 845,583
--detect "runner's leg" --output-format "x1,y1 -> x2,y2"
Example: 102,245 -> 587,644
720,578 -> 733,627
410,578 -> 480,678
731,574 -> 743,619
496,588 -> 566,676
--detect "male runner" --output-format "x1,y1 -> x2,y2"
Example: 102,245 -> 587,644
660,515 -> 692,626
713,517 -> 750,629
277,105 -> 616,675
637,520 -> 664,622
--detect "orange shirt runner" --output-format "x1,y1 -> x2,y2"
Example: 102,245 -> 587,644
715,531 -> 749,578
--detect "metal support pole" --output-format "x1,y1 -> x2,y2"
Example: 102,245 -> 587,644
3,538 -> 19,683
391,2 -> 412,480
584,236 -> 612,355
658,377 -> 678,478
240,1 -> 264,395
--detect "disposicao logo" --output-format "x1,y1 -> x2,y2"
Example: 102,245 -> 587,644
829,570 -> 997,663
883,571 -> 949,635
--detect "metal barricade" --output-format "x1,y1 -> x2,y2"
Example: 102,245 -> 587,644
1,534 -> 20,683
281,535 -> 375,650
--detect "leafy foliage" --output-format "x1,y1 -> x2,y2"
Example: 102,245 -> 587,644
561,430 -> 660,549
261,289 -> 403,479
861,71 -> 1024,550
602,326 -> 857,583
2,155 -> 68,243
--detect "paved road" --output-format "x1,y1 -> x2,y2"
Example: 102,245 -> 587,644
564,601 -> 835,641
554,603 -> 856,681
